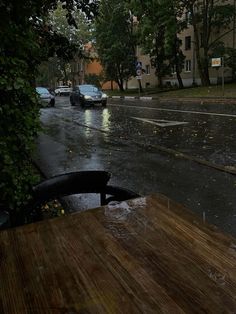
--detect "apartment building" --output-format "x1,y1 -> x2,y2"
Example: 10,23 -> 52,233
128,2 -> 236,89
73,2 -> 235,90
167,17 -> 235,87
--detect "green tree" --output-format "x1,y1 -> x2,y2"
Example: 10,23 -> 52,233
51,2 -> 93,45
0,0 -> 98,224
95,0 -> 137,91
163,0 -> 186,88
180,0 -> 235,86
129,0 -> 185,88
37,3 -> 94,87
84,73 -> 104,87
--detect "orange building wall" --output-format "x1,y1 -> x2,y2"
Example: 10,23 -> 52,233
85,60 -> 118,90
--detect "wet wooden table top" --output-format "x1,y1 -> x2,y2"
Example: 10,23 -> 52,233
1,194 -> 236,313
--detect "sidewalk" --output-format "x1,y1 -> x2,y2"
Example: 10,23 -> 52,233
109,94 -> 236,104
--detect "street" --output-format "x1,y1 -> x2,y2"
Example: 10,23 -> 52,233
35,96 -> 236,237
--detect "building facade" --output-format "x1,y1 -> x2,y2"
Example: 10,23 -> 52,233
74,2 -> 235,90
128,2 -> 236,89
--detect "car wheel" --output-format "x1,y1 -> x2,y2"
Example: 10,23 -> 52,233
50,99 -> 55,107
102,100 -> 107,107
70,96 -> 75,106
80,100 -> 85,108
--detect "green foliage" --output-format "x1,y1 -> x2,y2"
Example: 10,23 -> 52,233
0,0 -> 98,218
95,0 -> 137,90
36,3 -> 95,87
129,0 -> 185,87
84,73 -> 103,87
50,2 -> 93,45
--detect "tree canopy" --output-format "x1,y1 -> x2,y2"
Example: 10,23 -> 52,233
95,0 -> 137,90
128,0 -> 186,87
36,3 -> 94,87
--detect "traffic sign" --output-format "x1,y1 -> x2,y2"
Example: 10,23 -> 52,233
211,58 -> 221,67
135,61 -> 142,70
136,76 -> 142,80
136,69 -> 142,76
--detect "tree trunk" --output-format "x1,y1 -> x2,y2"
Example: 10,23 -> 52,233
117,79 -> 124,91
191,7 -> 211,87
157,74 -> 163,88
176,70 -> 184,89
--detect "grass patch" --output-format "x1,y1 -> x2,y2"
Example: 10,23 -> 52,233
158,83 -> 236,98
106,82 -> 236,98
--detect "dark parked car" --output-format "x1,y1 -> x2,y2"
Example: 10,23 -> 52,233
36,87 -> 55,107
70,84 -> 108,107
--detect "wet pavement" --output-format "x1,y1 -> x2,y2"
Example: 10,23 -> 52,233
34,96 -> 236,237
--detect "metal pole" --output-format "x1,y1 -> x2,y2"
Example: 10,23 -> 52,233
192,38 -> 196,85
222,57 -> 224,96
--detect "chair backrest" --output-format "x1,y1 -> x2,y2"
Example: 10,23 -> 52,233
23,171 -> 140,223
31,171 -> 111,208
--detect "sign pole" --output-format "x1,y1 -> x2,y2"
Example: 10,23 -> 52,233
222,57 -> 224,96
211,57 -> 225,96
135,61 -> 143,95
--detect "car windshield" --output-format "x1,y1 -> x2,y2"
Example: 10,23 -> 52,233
79,85 -> 99,93
36,87 -> 49,94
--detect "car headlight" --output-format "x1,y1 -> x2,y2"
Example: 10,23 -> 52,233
84,95 -> 92,100
102,93 -> 107,99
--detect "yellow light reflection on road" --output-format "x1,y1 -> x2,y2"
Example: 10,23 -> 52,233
102,108 -> 111,132
84,109 -> 92,137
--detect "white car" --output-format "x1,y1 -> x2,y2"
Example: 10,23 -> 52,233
54,85 -> 72,96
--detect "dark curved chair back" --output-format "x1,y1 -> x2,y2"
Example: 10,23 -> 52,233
31,171 -> 111,208
23,171 -> 140,223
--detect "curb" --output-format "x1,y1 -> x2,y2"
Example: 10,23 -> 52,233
110,96 -> 153,100
110,95 -> 236,104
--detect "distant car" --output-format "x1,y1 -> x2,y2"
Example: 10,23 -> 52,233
70,84 -> 108,107
54,85 -> 72,96
36,87 -> 55,107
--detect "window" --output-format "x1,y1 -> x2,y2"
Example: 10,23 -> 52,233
145,65 -> 150,75
185,36 -> 191,50
185,60 -> 191,72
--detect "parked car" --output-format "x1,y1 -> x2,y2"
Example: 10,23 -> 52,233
54,85 -> 72,96
70,84 -> 108,107
36,87 -> 55,107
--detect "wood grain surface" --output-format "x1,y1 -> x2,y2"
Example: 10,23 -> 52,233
0,194 -> 236,313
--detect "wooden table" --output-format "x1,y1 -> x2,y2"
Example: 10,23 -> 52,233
1,194 -> 236,313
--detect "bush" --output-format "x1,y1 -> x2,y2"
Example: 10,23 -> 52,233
0,0 -> 98,222
0,18 -> 42,213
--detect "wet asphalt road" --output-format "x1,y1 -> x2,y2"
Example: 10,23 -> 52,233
35,96 -> 236,237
